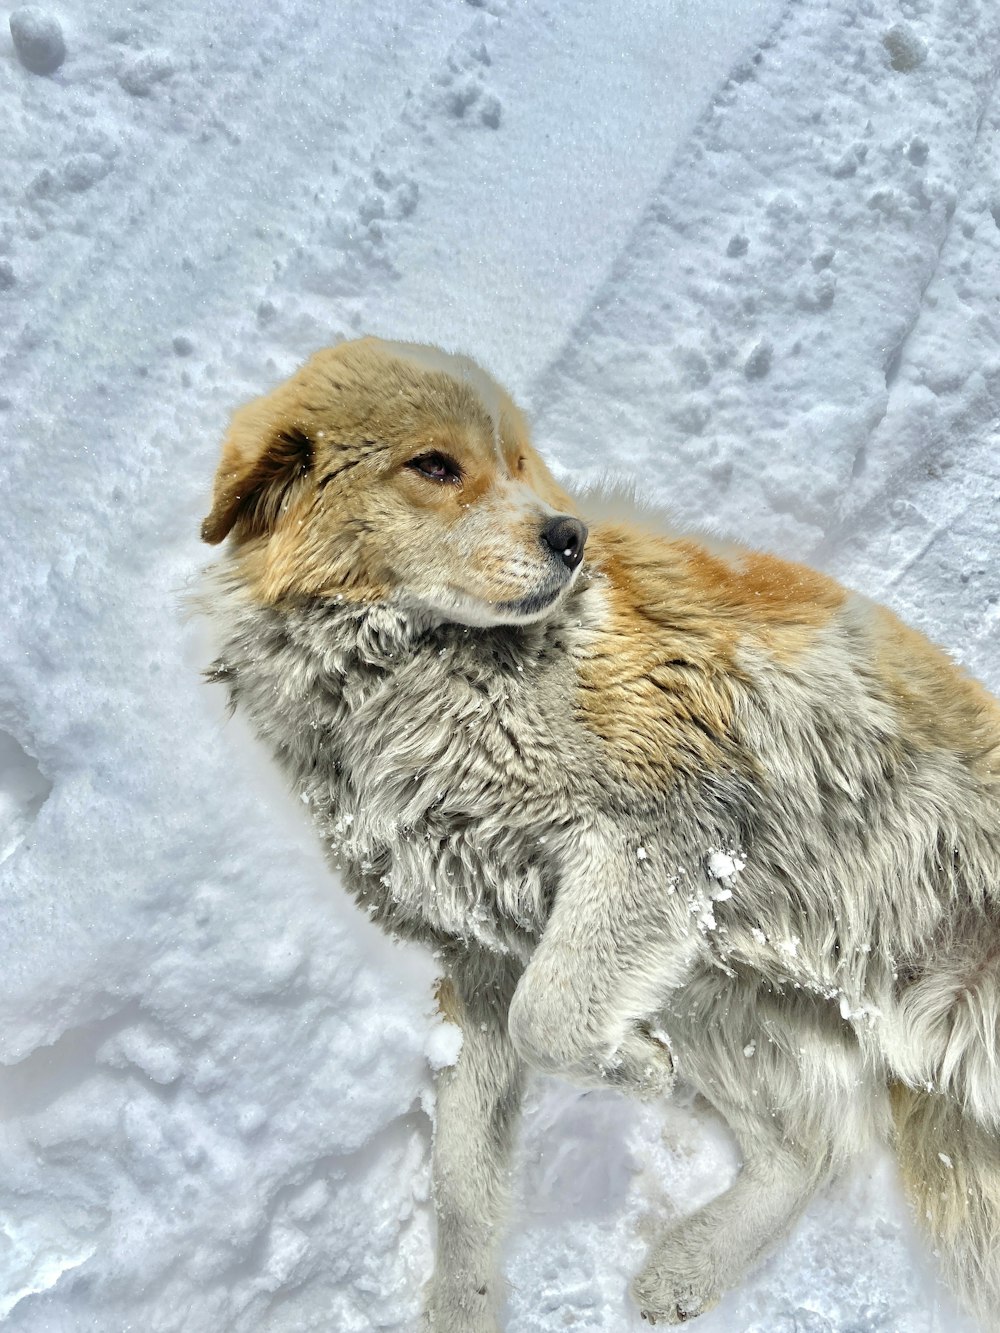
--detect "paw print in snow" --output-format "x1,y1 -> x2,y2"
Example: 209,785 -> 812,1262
439,73 -> 503,130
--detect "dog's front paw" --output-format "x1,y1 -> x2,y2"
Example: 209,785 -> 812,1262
606,1028 -> 676,1100
631,1249 -> 721,1325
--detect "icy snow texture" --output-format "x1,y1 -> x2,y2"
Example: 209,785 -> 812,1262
1,0 -> 998,1328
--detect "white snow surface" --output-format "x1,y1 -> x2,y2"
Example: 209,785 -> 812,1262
2,0 -> 998,1328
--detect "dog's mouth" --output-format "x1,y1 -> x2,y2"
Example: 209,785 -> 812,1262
486,555 -> 590,623
412,566 -> 579,629
492,580 -> 567,620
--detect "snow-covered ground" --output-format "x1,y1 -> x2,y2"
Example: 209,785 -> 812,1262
2,0 -> 998,1328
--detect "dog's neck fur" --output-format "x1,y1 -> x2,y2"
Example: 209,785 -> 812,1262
205,566 -> 601,960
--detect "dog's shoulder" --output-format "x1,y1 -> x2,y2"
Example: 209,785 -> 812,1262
570,515 -> 844,788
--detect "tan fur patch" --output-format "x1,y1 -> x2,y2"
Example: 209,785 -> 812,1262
869,604 -> 1000,779
891,1082 -> 972,1244
575,525 -> 846,784
434,976 -> 463,1027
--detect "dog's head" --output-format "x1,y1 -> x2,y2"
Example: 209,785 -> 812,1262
201,338 -> 587,626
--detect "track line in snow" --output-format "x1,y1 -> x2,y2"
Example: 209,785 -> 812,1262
1,0 -> 473,390
523,0 -> 1000,561
818,76 -> 1000,689
815,71 -> 1000,556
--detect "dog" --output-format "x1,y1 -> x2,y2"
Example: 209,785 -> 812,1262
200,336 -> 1000,1331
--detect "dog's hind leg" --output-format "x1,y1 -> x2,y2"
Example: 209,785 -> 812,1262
632,978 -> 884,1325
632,1128 -> 826,1325
423,951 -> 524,1333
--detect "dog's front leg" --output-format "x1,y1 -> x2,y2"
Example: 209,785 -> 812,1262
423,951 -> 524,1333
507,826 -> 697,1097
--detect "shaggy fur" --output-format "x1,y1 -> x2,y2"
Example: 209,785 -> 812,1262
201,337 -> 1000,1331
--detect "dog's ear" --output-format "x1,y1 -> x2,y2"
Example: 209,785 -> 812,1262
201,408 -> 315,545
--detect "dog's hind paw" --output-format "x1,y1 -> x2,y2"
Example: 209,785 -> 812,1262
631,1266 -> 720,1326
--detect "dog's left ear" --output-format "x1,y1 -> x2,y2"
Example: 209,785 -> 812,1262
201,405 -> 315,545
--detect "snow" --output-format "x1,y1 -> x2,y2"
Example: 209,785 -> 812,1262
1,0 -> 997,1329
707,850 -> 745,882
8,8 -> 65,76
424,1020 -> 463,1074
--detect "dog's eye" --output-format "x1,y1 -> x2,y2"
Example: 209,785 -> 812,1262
516,455 -> 527,473
407,452 -> 462,484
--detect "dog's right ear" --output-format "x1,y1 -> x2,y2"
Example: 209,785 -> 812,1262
201,404 -> 315,545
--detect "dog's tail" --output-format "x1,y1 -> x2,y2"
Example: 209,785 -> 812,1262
891,1083 -> 1000,1329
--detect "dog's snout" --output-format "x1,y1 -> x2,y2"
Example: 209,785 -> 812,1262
540,516 -> 588,571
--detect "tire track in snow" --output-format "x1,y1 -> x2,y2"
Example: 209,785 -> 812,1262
815,69 -> 1000,549
524,0 -> 1000,565
815,79 -> 1000,691
337,0 -> 790,396
0,0 -> 472,394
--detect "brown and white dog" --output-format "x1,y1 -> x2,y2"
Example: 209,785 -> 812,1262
201,337 -> 1000,1331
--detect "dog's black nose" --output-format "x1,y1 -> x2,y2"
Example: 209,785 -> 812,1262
540,516 -> 588,570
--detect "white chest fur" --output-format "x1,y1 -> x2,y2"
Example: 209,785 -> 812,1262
213,591 -> 592,957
